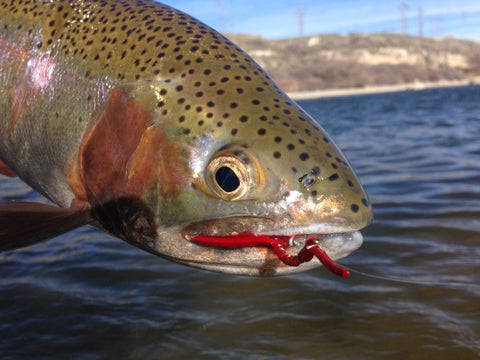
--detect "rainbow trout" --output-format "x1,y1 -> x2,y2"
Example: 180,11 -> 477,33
0,0 -> 373,276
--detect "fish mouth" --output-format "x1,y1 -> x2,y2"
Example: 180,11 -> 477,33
153,216 -> 363,276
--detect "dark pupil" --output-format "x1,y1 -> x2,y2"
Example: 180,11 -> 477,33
215,166 -> 240,192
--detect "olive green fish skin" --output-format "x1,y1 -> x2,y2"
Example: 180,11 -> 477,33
0,0 -> 373,275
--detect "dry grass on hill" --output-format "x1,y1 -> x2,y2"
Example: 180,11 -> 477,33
228,33 -> 480,92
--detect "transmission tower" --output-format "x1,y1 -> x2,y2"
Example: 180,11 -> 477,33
399,1 -> 408,34
298,5 -> 304,37
418,7 -> 423,37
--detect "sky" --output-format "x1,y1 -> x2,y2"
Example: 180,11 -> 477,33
161,0 -> 480,41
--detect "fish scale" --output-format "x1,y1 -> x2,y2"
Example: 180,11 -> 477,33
0,0 -> 373,276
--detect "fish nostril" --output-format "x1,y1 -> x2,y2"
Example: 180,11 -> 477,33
311,166 -> 320,175
299,174 -> 316,188
304,178 -> 315,188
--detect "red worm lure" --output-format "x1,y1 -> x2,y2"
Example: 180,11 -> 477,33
191,233 -> 350,278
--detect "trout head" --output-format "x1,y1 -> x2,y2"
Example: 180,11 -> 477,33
61,1 -> 373,276
0,0 -> 372,276
78,65 -> 372,276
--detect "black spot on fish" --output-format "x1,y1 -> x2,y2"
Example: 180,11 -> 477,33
299,153 -> 309,161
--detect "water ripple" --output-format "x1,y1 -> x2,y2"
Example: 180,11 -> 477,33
1,86 -> 480,359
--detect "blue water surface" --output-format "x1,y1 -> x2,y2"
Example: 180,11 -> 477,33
1,86 -> 479,360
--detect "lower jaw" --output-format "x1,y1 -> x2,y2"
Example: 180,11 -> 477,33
176,257 -> 322,276
180,231 -> 364,277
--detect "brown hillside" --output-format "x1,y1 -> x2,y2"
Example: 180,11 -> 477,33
228,33 -> 480,92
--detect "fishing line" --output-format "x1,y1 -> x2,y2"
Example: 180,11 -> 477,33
341,264 -> 480,289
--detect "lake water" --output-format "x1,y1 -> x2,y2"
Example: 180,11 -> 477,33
1,86 -> 479,359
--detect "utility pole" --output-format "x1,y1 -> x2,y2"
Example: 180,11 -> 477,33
418,7 -> 423,37
399,1 -> 408,34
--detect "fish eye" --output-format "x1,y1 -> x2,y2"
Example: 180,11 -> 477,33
215,166 -> 240,193
207,155 -> 250,200
205,146 -> 258,201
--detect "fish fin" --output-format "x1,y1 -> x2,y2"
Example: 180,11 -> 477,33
0,160 -> 16,178
0,201 -> 92,252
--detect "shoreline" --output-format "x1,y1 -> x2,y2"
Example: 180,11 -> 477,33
288,77 -> 480,100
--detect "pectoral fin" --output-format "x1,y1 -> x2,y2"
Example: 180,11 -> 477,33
0,201 -> 92,252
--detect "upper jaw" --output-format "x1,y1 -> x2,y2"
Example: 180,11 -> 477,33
181,215 -> 362,239
147,216 -> 364,276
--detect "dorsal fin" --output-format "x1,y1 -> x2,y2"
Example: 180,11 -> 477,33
0,201 -> 92,252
